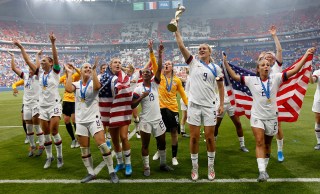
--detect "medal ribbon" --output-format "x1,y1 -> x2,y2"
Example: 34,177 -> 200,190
80,79 -> 91,100
164,74 -> 173,92
42,70 -> 52,87
260,78 -> 270,99
200,60 -> 217,78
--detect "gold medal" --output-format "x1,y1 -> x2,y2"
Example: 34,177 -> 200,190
81,98 -> 85,103
216,77 -> 220,81
267,98 -> 271,103
43,86 -> 46,90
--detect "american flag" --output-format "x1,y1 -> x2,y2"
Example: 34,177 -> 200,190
223,55 -> 313,122
99,67 -> 133,128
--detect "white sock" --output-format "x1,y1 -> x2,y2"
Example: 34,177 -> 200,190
207,151 -> 215,167
191,153 -> 198,169
34,125 -> 44,147
159,150 -> 166,165
44,134 -> 52,158
142,155 -> 150,168
316,131 -> 320,144
123,149 -> 131,165
115,152 -> 124,165
257,158 -> 266,172
53,133 -> 63,158
81,147 -> 95,175
180,124 -> 185,133
26,124 -> 36,147
239,136 -> 245,147
277,138 -> 284,152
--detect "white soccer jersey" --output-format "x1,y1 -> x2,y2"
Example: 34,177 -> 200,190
270,61 -> 282,74
312,70 -> 320,112
129,71 -> 140,90
73,81 -> 101,123
133,81 -> 161,123
184,75 -> 190,96
38,69 -> 61,107
21,72 -> 40,105
187,56 -> 223,107
244,73 -> 283,119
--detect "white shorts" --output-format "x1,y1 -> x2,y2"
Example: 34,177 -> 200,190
180,98 -> 187,111
312,101 -> 320,113
218,103 -> 235,118
39,103 -> 62,121
250,116 -> 278,136
187,102 -> 217,126
76,119 -> 104,137
139,119 -> 166,137
23,103 -> 39,121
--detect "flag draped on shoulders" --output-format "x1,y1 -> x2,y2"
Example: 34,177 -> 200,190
99,67 -> 133,128
223,54 -> 313,122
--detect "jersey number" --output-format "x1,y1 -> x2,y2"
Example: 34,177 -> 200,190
203,73 -> 208,81
149,93 -> 155,101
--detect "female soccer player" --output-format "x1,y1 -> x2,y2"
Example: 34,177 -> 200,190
223,47 -> 315,182
175,24 -> 225,181
13,33 -> 64,169
64,58 -> 118,183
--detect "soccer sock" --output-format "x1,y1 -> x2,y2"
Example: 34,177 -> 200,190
277,138 -> 284,152
115,152 -> 124,165
159,149 -> 166,165
238,136 -> 245,147
257,158 -> 266,172
81,147 -> 95,175
107,133 -> 111,140
22,121 -> 27,134
207,151 -> 215,167
65,123 -> 75,140
26,124 -> 36,147
172,144 -> 178,158
73,123 -> 77,132
142,155 -> 150,168
34,125 -> 44,147
180,124 -> 185,133
265,158 -> 270,169
191,153 -> 198,169
98,143 -> 114,174
123,149 -> 131,165
315,131 -> 320,144
53,133 -> 63,158
44,134 -> 53,158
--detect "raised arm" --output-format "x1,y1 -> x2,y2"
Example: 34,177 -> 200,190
174,24 -> 191,62
155,41 -> 164,81
12,79 -> 24,96
92,57 -> 102,91
12,40 -> 37,72
49,32 -> 59,66
309,66 -> 316,84
269,25 -> 282,63
148,39 -> 158,74
64,64 -> 76,93
286,47 -> 316,79
35,50 -> 42,70
8,51 -> 22,77
222,52 -> 241,82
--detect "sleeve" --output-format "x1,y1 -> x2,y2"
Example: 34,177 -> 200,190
186,55 -> 193,65
72,72 -> 81,82
150,52 -> 158,74
12,79 -> 24,89
59,74 -> 66,84
177,78 -> 188,106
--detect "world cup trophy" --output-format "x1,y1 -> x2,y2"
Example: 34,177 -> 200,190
167,4 -> 186,32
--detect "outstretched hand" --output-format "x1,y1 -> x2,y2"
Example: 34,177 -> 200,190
13,88 -> 18,96
158,41 -> 164,54
49,32 -> 56,43
64,63 -> 73,74
93,56 -> 99,70
37,50 -> 43,56
7,50 -> 14,57
148,39 -> 154,51
306,47 -> 316,55
12,39 -> 22,48
269,25 -> 277,36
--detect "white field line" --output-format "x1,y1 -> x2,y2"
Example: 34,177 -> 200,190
0,125 -> 66,128
1,178 -> 320,184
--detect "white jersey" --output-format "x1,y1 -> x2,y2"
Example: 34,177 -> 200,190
184,75 -> 190,96
244,73 -> 284,119
270,60 -> 282,74
73,81 -> 101,123
129,71 -> 140,90
186,56 -> 223,107
21,72 -> 40,106
312,70 -> 320,111
133,80 -> 161,122
38,68 -> 61,107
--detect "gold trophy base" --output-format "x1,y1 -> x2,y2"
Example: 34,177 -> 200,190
167,23 -> 177,32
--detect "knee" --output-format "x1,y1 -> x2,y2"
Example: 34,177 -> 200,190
191,137 -> 198,145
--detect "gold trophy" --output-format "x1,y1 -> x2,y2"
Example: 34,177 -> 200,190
167,4 -> 186,32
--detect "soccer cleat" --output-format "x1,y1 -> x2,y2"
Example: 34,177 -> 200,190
181,132 -> 190,138
240,146 -> 249,153
75,140 -> 80,148
43,157 -> 54,169
57,157 -> 64,168
36,139 -> 39,144
257,171 -> 268,182
114,163 -> 125,172
70,139 -> 76,149
277,151 -> 284,162
136,132 -> 141,139
24,136 -> 29,144
208,165 -> 215,180
314,144 -> 320,150
172,157 -> 179,166
125,164 -> 132,176
191,167 -> 199,181
152,151 -> 160,160
36,146 -> 45,156
109,172 -> 119,183
106,140 -> 112,150
160,164 -> 174,172
80,174 -> 96,183
264,171 -> 270,179
28,146 -> 36,157
143,167 -> 150,177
